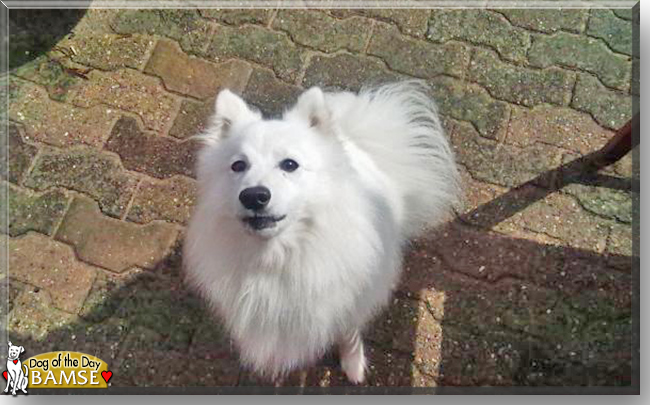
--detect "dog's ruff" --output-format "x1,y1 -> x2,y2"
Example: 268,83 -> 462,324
184,81 -> 461,383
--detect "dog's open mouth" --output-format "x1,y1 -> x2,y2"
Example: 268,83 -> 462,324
243,215 -> 286,231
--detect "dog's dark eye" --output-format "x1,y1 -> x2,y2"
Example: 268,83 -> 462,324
231,160 -> 247,172
279,159 -> 299,172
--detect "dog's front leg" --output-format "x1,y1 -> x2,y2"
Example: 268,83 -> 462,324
339,329 -> 367,384
9,370 -> 17,396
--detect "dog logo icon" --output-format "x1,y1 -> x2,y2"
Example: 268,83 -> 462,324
3,341 -> 28,396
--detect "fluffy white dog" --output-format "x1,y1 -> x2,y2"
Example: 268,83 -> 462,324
184,81 -> 460,384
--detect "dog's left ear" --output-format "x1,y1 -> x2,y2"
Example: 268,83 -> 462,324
19,346 -> 24,354
290,87 -> 332,132
207,89 -> 261,141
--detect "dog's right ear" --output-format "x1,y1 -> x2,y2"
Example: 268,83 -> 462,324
7,341 -> 11,347
207,90 -> 261,141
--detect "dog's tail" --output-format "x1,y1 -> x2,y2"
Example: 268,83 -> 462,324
22,364 -> 28,376
329,80 -> 462,237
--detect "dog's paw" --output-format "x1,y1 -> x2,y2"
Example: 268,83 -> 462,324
341,351 -> 366,384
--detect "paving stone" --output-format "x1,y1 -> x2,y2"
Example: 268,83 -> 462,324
199,8 -> 273,25
79,268 -> 146,322
2,123 -> 37,184
437,326 -> 526,385
587,9 -> 633,56
7,287 -> 78,341
106,116 -> 198,179
9,82 -> 119,147
127,176 -> 197,225
61,33 -> 155,70
5,279 -> 28,315
571,73 -> 633,130
117,326 -> 240,386
206,24 -> 305,83
430,77 -> 509,140
144,39 -> 252,99
496,9 -> 588,34
12,55 -> 86,102
4,233 -> 97,313
244,67 -> 302,118
500,191 -> 611,252
302,53 -> 402,92
69,69 -> 180,133
6,184 -> 69,237
450,120 -> 560,187
506,105 -> 614,154
612,9 -> 634,21
468,48 -> 575,107
364,347 -> 415,387
23,147 -> 138,218
528,32 -> 631,90
55,196 -> 179,273
272,10 -> 369,53
329,9 -> 430,38
606,222 -> 634,271
427,10 -> 530,62
564,183 -> 633,224
111,9 -> 213,55
168,98 -> 214,140
189,318 -> 234,361
368,21 -> 469,79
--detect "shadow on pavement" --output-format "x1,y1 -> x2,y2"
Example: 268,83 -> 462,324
6,149 -> 635,391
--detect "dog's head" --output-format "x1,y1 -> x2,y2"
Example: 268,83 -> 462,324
7,341 -> 24,360
196,88 -> 347,239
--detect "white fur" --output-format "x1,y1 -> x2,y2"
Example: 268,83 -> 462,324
184,81 -> 460,383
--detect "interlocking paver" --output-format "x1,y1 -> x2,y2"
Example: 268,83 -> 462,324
496,9 -> 588,34
6,183 -> 69,237
8,287 -> 78,341
205,24 -> 305,83
23,146 -> 138,218
329,9 -> 430,38
587,9 -> 633,56
60,33 -> 155,71
127,176 -> 197,225
144,39 -> 252,99
199,8 -> 273,25
12,56 -> 86,102
272,10 -> 369,53
68,69 -> 180,133
369,21 -> 469,79
106,116 -> 198,179
244,67 -> 302,117
10,82 -> 119,147
468,48 -> 575,107
2,123 -> 37,184
528,32 -> 631,90
55,195 -> 179,273
571,73 -> 633,129
302,53 -> 402,92
427,10 -> 530,62
506,105 -> 614,154
564,183 -> 633,224
430,77 -> 509,140
111,9 -> 213,55
4,233 -> 98,313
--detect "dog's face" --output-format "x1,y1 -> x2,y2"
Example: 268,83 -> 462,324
197,89 -> 346,239
7,342 -> 24,361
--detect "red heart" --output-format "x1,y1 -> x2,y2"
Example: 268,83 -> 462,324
13,360 -> 18,364
2,371 -> 6,380
101,370 -> 112,383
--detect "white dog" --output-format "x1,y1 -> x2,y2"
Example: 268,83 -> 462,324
184,81 -> 460,384
4,341 -> 28,395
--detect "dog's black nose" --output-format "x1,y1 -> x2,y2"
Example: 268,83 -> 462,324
239,186 -> 271,211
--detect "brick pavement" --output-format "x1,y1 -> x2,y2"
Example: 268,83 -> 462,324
2,7 -> 637,388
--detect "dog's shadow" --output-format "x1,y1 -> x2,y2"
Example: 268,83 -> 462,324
4,150 -> 636,391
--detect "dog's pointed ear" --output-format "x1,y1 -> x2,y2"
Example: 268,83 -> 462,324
7,341 -> 11,347
19,346 -> 24,354
207,89 -> 260,140
291,87 -> 332,132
